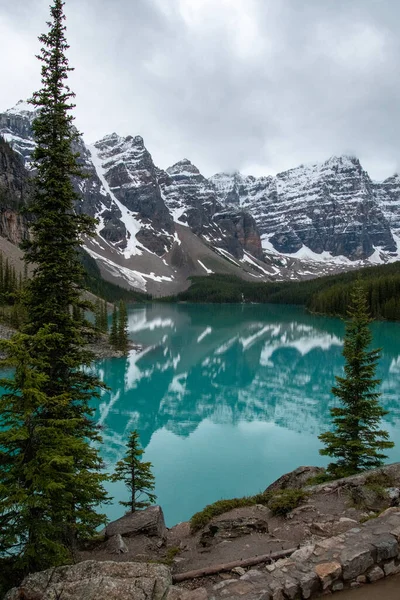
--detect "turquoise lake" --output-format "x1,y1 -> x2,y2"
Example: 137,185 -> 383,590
94,303 -> 400,527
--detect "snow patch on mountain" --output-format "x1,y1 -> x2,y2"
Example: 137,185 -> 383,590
85,247 -> 174,292
88,144 -> 145,258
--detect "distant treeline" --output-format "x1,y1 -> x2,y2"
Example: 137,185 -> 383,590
162,261 -> 400,320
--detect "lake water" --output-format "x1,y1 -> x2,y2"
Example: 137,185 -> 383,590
94,303 -> 400,527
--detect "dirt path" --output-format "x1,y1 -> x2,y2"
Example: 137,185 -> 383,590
336,574 -> 400,599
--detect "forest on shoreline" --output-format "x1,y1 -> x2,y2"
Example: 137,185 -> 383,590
158,260 -> 400,321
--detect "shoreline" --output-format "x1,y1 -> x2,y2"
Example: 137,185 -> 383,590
0,322 -> 141,361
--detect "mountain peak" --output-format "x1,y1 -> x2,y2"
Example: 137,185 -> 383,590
167,159 -> 201,177
6,100 -> 36,118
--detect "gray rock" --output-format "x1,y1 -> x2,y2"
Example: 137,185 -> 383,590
340,546 -> 374,580
231,566 -> 246,576
264,466 -> 324,494
332,581 -> 344,591
105,506 -> 167,539
199,517 -> 268,547
215,580 -> 255,597
104,533 -> 129,554
268,580 -> 285,600
366,565 -> 385,582
388,488 -> 400,503
4,560 -> 171,600
298,571 -> 319,599
167,586 -> 208,600
372,534 -> 398,561
265,564 -> 276,572
240,569 -> 263,580
383,560 -> 397,576
311,518 -> 358,537
213,579 -> 237,591
281,577 -> 299,600
291,544 -> 315,563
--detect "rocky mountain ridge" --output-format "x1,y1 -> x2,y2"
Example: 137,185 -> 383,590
1,100 -> 400,293
211,156 -> 399,261
0,101 -> 274,294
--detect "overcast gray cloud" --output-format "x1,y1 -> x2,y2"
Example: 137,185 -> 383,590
1,0 -> 399,179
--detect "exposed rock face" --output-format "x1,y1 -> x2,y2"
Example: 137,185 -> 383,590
211,156 -> 398,260
0,100 -> 37,167
159,159 -> 219,233
159,159 -> 264,260
91,134 -> 174,255
264,466 -> 325,494
212,210 -> 264,260
373,173 -> 400,235
0,137 -> 30,243
4,560 -> 171,600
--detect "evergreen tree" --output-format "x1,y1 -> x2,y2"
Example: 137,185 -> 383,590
117,300 -> 129,353
94,298 -> 102,331
109,304 -> 118,347
319,281 -> 394,478
94,299 -> 108,332
102,299 -> 108,332
111,430 -> 156,512
0,0 -> 108,576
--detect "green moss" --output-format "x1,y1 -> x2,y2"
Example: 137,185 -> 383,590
365,470 -> 394,488
306,471 -> 334,485
189,488 -> 309,532
267,489 -> 308,516
163,546 -> 181,565
190,492 -> 271,532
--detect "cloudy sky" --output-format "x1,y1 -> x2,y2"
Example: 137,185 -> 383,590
1,0 -> 399,179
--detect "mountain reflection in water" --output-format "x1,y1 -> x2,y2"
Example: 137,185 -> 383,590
93,303 -> 400,526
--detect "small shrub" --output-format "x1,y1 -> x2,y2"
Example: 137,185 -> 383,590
190,492 -> 272,532
162,546 -> 181,565
364,483 -> 389,500
306,470 -> 334,486
267,489 -> 307,516
365,470 -> 394,488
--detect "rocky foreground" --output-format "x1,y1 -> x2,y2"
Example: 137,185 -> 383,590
6,464 -> 400,599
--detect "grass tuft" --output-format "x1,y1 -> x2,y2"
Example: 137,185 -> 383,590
190,489 -> 308,532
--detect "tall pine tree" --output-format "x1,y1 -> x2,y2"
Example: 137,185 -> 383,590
0,0 -> 108,577
117,300 -> 129,353
111,430 -> 156,512
109,304 -> 118,347
319,281 -> 394,478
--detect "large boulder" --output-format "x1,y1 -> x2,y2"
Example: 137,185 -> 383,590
105,506 -> 167,540
5,560 -> 171,600
265,466 -> 325,494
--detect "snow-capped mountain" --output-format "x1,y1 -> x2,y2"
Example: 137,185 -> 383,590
1,99 -> 400,294
158,158 -> 264,261
211,156 -> 399,262
0,101 -> 274,294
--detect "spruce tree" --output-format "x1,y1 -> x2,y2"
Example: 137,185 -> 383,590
111,430 -> 156,512
94,298 -> 102,331
0,0 -> 108,576
117,299 -> 129,353
102,299 -> 108,332
109,304 -> 118,347
319,281 -> 394,478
